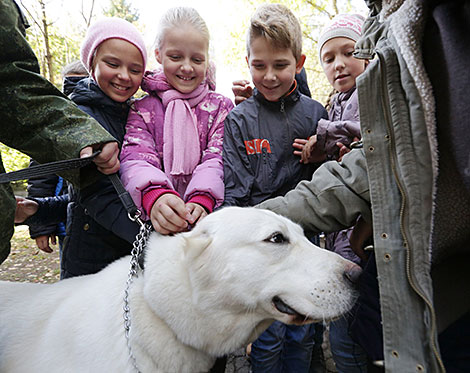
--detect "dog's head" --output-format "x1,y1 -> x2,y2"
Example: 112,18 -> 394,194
142,207 -> 359,353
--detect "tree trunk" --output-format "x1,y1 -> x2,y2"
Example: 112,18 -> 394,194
39,0 -> 54,85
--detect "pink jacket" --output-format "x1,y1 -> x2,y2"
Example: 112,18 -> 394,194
120,73 -> 234,219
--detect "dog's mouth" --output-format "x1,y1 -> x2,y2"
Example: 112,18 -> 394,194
272,296 -> 312,324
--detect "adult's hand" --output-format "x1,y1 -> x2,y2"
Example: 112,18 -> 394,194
232,79 -> 253,105
80,142 -> 120,175
14,196 -> 38,224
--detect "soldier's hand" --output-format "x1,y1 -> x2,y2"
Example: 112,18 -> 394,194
80,142 -> 120,175
14,197 -> 38,224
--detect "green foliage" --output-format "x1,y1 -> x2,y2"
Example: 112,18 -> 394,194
103,0 -> 139,23
0,144 -> 30,191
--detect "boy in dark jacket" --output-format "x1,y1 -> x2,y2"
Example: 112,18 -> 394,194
222,4 -> 327,372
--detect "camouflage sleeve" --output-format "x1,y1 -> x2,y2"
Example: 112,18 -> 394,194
0,0 -> 115,187
0,0 -> 114,263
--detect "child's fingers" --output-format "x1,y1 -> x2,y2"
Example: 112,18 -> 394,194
186,203 -> 207,225
151,209 -> 187,234
292,138 -> 308,150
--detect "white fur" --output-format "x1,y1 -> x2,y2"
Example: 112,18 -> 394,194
0,207 -> 357,372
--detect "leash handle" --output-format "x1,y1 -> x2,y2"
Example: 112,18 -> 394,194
0,151 -> 102,184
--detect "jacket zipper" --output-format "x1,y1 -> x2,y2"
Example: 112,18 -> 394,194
280,98 -> 293,179
377,51 -> 444,372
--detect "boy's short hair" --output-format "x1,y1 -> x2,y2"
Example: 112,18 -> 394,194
247,4 -> 303,61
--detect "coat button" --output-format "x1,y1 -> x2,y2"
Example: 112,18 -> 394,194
83,223 -> 90,231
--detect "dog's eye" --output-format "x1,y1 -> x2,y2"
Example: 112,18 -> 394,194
265,232 -> 288,244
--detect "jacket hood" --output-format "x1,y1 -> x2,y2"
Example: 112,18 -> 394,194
62,76 -> 87,97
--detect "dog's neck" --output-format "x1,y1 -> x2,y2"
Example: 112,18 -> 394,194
137,234 -> 270,357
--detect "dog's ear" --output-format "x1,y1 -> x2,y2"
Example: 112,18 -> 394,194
183,229 -> 213,260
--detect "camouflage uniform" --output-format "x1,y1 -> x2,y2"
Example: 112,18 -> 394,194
0,0 -> 116,263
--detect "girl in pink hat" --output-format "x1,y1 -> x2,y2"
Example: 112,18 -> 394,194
60,17 -> 148,278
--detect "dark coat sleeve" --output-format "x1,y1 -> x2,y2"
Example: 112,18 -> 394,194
26,159 -> 64,238
25,194 -> 69,229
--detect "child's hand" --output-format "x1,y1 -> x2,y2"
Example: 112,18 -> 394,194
232,79 -> 253,105
293,138 -> 308,160
186,202 -> 208,227
14,196 -> 38,224
336,142 -> 350,162
336,137 -> 359,162
301,135 -> 326,164
34,234 -> 56,254
150,194 -> 190,235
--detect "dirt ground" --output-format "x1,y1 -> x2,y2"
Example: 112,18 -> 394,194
0,225 -> 60,283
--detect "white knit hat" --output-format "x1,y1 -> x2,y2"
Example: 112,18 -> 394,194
80,17 -> 147,73
318,14 -> 365,55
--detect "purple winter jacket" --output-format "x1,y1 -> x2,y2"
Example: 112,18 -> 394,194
119,74 -> 234,219
321,87 -> 362,264
316,87 -> 361,159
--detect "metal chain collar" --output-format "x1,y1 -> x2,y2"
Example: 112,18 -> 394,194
123,213 -> 152,373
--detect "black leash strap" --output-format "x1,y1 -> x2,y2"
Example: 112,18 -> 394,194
0,150 -> 151,269
0,151 -> 101,184
108,173 -> 140,220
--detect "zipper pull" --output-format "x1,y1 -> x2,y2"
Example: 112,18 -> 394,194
280,99 -> 285,113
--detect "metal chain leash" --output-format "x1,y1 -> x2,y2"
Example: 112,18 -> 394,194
123,211 -> 152,373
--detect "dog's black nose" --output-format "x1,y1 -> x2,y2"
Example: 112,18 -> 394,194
343,263 -> 362,285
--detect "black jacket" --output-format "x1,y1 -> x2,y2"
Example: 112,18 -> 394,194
223,86 -> 327,207
61,78 -> 139,278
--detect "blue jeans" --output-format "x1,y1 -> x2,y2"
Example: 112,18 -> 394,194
250,321 -> 317,373
329,317 -> 368,373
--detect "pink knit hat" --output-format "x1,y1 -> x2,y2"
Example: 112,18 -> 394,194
80,17 -> 147,73
318,14 -> 365,54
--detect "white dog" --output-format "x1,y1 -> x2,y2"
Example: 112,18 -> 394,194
0,207 -> 360,373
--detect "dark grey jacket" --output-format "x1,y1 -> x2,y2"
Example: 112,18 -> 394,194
223,87 -> 327,207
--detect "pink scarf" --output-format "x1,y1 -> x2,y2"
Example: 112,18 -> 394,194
151,71 -> 209,178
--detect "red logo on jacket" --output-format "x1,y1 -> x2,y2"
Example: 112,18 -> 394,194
244,139 -> 272,155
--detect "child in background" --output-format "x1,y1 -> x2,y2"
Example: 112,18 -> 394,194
294,14 -> 366,165
223,4 -> 327,372
61,59 -> 88,96
119,7 -> 233,235
60,17 -> 147,278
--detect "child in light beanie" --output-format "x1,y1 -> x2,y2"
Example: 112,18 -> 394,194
294,13 -> 367,163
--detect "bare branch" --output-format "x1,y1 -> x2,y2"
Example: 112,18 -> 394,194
304,0 -> 334,19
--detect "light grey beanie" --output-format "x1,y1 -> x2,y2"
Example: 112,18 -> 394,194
318,14 -> 365,55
